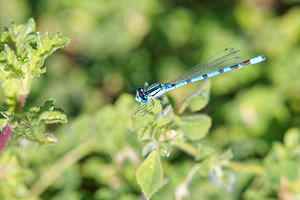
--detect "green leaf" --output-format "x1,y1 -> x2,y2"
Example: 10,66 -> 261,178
142,142 -> 155,157
180,114 -> 211,140
36,98 -> 68,124
281,159 -> 299,182
137,126 -> 152,141
0,18 -> 69,110
9,99 -> 67,144
0,44 -> 25,78
39,111 -> 67,124
27,31 -> 69,76
0,18 -> 69,93
37,98 -> 56,113
0,18 -> 36,54
14,18 -> 36,55
131,113 -> 154,131
136,150 -> 163,199
155,113 -> 173,127
114,93 -> 137,115
265,156 -> 299,187
284,128 -> 300,148
159,142 -> 172,157
196,145 -> 216,161
0,118 -> 7,131
178,80 -> 211,114
219,149 -> 233,161
0,150 -> 34,198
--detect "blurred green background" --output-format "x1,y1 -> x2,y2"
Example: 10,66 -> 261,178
1,0 -> 300,199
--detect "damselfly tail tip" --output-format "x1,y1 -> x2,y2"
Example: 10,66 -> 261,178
261,55 -> 266,61
249,55 -> 266,64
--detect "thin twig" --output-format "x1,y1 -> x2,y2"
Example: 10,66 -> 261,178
171,140 -> 265,175
28,139 -> 96,198
228,161 -> 265,175
175,164 -> 202,200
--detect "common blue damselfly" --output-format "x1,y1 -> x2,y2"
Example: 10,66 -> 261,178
135,48 -> 266,112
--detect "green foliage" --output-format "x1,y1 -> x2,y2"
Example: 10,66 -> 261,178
136,150 -> 163,199
180,115 -> 211,140
178,79 -> 211,114
132,82 -> 236,199
264,128 -> 300,187
223,85 -> 289,136
1,1 -> 300,200
242,128 -> 300,200
0,150 -> 34,199
0,18 -> 69,109
2,99 -> 67,144
0,18 -> 68,144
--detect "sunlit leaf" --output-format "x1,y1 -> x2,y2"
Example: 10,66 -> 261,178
196,145 -> 216,161
136,150 -> 163,199
178,80 -> 210,114
0,44 -> 24,78
137,126 -> 152,141
9,98 -> 67,144
28,31 -> 69,76
219,149 -> 233,161
142,142 -> 155,157
0,18 -> 69,108
39,111 -> 67,124
281,159 -> 299,182
284,128 -> 300,148
180,114 -> 211,140
131,113 -> 154,131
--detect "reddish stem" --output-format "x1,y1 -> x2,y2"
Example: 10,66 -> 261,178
14,94 -> 27,113
0,94 -> 26,154
0,124 -> 12,154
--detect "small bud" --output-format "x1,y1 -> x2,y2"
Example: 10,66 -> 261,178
175,183 -> 189,200
42,133 -> 58,145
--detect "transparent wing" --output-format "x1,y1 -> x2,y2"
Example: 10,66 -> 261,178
165,48 -> 244,85
146,83 -> 160,91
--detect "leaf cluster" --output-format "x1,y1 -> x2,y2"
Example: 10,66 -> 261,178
0,18 -> 69,144
132,80 -> 233,199
1,99 -> 67,144
0,18 -> 69,109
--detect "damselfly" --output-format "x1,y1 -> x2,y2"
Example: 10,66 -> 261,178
135,48 -> 266,113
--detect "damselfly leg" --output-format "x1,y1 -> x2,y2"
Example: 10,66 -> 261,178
142,99 -> 154,115
135,103 -> 147,114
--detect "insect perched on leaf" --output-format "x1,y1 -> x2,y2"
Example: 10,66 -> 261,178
135,48 -> 266,113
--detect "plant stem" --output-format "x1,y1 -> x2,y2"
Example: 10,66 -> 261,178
0,82 -> 28,153
171,141 -> 198,156
171,140 -> 265,175
0,125 -> 12,154
1,79 -> 29,153
228,161 -> 265,175
175,163 -> 202,200
183,163 -> 202,185
14,94 -> 27,113
28,139 -> 96,198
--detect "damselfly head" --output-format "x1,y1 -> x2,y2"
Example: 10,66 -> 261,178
135,88 -> 147,103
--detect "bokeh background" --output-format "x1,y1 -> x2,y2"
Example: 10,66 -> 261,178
1,0 -> 300,199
